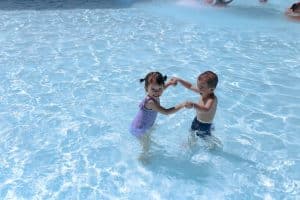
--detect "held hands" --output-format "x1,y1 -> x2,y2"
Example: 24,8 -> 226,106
184,101 -> 194,109
179,101 -> 194,109
165,77 -> 178,89
168,77 -> 178,86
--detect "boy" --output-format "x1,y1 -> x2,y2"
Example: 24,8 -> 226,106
170,71 -> 218,137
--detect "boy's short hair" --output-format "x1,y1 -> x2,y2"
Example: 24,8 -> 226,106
198,71 -> 218,89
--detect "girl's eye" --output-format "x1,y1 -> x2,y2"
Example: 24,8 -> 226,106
152,88 -> 162,92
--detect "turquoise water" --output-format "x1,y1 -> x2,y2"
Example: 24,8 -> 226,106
0,0 -> 299,199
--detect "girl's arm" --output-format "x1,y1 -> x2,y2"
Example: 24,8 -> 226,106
186,98 -> 215,112
171,77 -> 200,93
146,100 -> 186,115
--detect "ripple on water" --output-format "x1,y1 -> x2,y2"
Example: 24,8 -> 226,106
46,175 -> 64,193
84,123 -> 112,138
87,146 -> 121,169
283,179 -> 300,196
0,1 -> 300,199
57,186 -> 77,200
23,148 -> 61,177
245,112 -> 285,134
14,180 -> 35,199
98,167 -> 127,197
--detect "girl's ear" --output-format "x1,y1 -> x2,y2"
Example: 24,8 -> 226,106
210,88 -> 215,92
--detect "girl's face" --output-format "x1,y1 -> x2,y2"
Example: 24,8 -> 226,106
146,83 -> 164,98
197,80 -> 213,97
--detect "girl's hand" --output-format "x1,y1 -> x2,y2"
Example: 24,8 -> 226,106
169,77 -> 178,86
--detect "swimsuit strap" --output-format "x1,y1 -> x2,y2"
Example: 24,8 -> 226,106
145,95 -> 156,103
139,96 -> 157,109
143,96 -> 157,110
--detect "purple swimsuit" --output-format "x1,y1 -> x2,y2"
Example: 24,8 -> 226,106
130,96 -> 158,137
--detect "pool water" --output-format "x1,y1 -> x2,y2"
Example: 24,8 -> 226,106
0,0 -> 299,199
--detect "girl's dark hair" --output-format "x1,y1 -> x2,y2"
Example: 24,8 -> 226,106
140,72 -> 167,88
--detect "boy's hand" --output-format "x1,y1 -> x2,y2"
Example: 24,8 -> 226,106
179,102 -> 186,109
185,101 -> 194,109
176,102 -> 187,109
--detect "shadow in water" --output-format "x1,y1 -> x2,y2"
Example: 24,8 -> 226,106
141,148 -> 214,182
193,136 -> 257,166
141,138 -> 257,183
210,148 -> 256,166
0,0 -> 150,10
191,134 -> 257,167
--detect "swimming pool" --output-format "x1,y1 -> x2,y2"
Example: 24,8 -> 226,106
0,0 -> 299,199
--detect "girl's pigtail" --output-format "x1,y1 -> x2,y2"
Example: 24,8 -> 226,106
291,3 -> 297,11
140,78 -> 145,83
163,75 -> 167,81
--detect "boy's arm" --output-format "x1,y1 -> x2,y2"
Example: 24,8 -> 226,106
186,98 -> 215,111
172,77 -> 200,93
147,101 -> 186,115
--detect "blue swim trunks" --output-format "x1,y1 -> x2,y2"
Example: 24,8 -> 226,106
191,117 -> 212,137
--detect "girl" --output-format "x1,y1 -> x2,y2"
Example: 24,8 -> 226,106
130,72 -> 186,161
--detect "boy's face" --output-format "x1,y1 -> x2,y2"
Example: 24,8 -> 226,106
197,80 -> 213,96
146,83 -> 164,98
